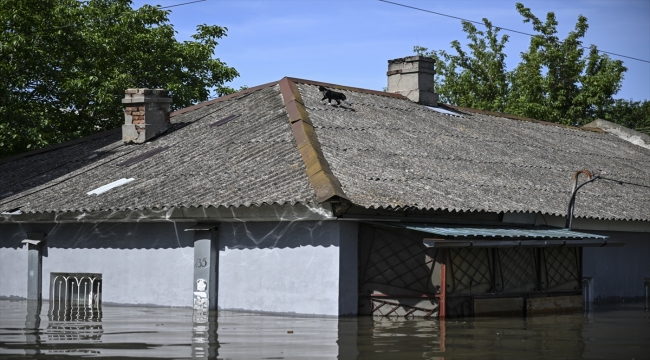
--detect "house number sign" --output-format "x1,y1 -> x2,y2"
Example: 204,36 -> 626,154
195,258 -> 208,268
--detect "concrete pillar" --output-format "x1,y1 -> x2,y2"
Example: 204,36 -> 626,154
186,224 -> 219,359
185,225 -> 219,316
24,300 -> 42,356
338,222 -> 359,316
22,232 -> 45,301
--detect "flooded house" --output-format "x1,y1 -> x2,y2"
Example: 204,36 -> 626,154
1,56 -> 649,319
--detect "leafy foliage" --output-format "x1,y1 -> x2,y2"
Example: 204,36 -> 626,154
414,2 -> 644,128
599,99 -> 650,135
0,0 -> 239,158
414,18 -> 510,113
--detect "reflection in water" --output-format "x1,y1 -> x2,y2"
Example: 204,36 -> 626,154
1,300 -> 649,359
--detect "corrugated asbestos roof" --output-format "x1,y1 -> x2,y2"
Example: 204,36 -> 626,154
1,77 -> 649,221
388,223 -> 608,239
294,81 -> 650,221
0,85 -> 317,213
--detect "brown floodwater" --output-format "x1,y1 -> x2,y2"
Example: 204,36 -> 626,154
0,300 -> 648,359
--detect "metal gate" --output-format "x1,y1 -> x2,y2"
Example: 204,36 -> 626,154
49,273 -> 102,321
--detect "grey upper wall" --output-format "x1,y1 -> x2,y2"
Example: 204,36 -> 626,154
295,82 -> 650,221
0,85 -> 316,213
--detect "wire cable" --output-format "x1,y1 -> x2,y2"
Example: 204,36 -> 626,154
32,0 -> 207,32
378,0 -> 650,64
159,0 -> 206,9
598,176 -> 650,189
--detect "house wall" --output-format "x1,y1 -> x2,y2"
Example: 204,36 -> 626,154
218,221 -> 358,316
583,231 -> 650,302
0,222 -> 194,306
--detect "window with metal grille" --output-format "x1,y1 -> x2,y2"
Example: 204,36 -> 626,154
49,273 -> 102,321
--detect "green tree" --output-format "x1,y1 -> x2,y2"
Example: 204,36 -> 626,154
599,99 -> 650,134
0,0 -> 239,159
415,2 -> 629,126
507,3 -> 627,125
415,18 -> 510,112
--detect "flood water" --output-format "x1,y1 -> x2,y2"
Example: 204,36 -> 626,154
1,300 -> 648,359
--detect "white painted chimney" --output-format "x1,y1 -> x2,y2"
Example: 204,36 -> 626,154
122,89 -> 172,144
387,56 -> 438,107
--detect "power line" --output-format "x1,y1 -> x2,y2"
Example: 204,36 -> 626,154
378,0 -> 650,64
33,0 -> 207,32
598,176 -> 650,190
159,0 -> 206,9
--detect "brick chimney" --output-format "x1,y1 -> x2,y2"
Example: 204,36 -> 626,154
387,56 -> 438,107
122,89 -> 172,144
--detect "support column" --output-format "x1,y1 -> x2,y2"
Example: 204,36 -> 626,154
186,225 -> 219,313
22,232 -> 45,301
186,224 -> 219,359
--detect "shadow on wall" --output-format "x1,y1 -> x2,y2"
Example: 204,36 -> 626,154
218,221 -> 339,250
0,222 -> 194,250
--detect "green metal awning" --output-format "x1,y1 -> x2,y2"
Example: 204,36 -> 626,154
378,223 -> 624,248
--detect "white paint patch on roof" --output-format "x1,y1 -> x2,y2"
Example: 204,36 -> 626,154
425,106 -> 463,117
87,178 -> 135,195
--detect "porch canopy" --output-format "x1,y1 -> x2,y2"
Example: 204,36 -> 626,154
380,223 -> 625,248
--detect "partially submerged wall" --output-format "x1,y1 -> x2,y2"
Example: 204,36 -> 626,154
218,221 -> 358,316
0,222 -> 194,306
583,231 -> 650,302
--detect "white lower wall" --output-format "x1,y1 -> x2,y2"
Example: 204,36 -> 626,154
2,220 -> 360,312
0,245 -> 28,299
218,221 -> 358,316
0,222 -> 194,306
43,247 -> 193,306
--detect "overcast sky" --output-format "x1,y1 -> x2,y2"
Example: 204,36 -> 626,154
133,0 -> 650,101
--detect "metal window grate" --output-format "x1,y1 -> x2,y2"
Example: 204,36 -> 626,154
361,232 -> 435,294
496,247 -> 537,292
209,114 -> 240,127
118,146 -> 169,167
448,248 -> 492,294
49,273 -> 102,321
542,247 -> 580,291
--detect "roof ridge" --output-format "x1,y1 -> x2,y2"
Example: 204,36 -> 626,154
170,80 -> 280,117
278,77 -> 348,203
286,77 -> 406,100
443,104 -> 605,133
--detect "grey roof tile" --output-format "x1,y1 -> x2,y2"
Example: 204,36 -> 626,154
0,85 -> 317,213
1,79 -> 649,222
295,82 -> 650,221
